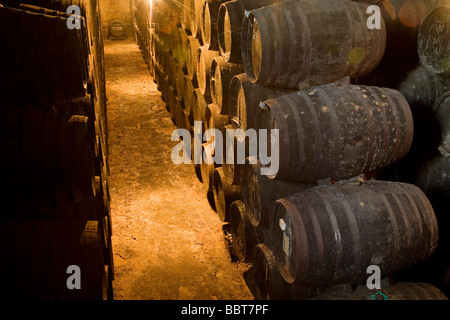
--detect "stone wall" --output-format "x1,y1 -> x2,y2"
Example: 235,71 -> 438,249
99,0 -> 133,36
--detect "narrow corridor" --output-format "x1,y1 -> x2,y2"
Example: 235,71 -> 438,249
104,38 -> 253,300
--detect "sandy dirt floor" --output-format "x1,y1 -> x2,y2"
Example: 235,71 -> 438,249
104,38 -> 254,300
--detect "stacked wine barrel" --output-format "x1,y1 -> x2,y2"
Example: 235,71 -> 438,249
136,0 -> 448,299
351,0 -> 450,298
0,0 -> 113,299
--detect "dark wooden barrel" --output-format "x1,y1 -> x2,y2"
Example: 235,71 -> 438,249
175,97 -> 188,130
209,56 -> 244,114
182,75 -> 198,118
181,0 -> 192,32
80,219 -> 110,300
171,27 -> 190,72
220,124 -> 237,184
175,65 -> 187,107
197,46 -> 220,96
252,243 -> 288,300
227,200 -> 262,262
220,123 -> 256,185
434,91 -> 450,157
200,0 -> 225,50
205,103 -> 230,133
241,0 -> 386,88
396,64 -> 450,110
217,0 -> 278,63
107,19 -> 127,39
418,6 -> 450,75
0,214 -> 111,299
269,180 -> 438,287
228,73 -> 294,130
1,106 -> 98,217
311,282 -> 448,300
213,167 -> 242,222
166,54 -> 179,96
190,0 -> 204,39
414,152 -> 450,199
192,87 -> 211,122
256,83 -> 414,182
241,161 -> 316,229
252,243 -> 322,300
151,0 -> 180,33
64,113 -> 97,203
187,36 -> 201,80
200,142 -> 219,193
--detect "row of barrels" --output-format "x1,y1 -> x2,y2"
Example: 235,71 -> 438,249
134,0 -> 449,299
356,2 -> 450,296
0,202 -> 111,300
0,1 -> 113,299
0,3 -> 88,108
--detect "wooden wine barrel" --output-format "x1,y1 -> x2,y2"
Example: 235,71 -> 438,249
1,106 -> 98,216
200,142 -> 219,193
165,54 -> 179,95
64,113 -> 97,203
181,0 -> 192,32
200,0 -> 225,50
217,0 -> 278,63
205,103 -> 230,133
256,83 -> 414,182
190,0 -> 205,38
171,61 -> 182,99
434,91 -> 450,157
222,223 -> 235,262
182,75 -> 198,122
228,73 -> 294,130
212,167 -> 242,222
183,108 -> 193,133
396,64 -> 450,110
311,282 -> 448,300
219,123 -> 251,185
418,6 -> 450,75
192,88 -> 211,122
175,65 -> 187,107
165,81 -> 186,129
241,161 -> 316,229
80,219 -> 111,300
152,0 -> 180,35
391,66 -> 449,157
187,36 -> 201,80
269,180 -> 438,287
209,56 -> 244,114
227,200 -> 260,262
172,27 -> 190,72
252,243 -> 288,300
241,0 -> 386,88
252,243 -> 322,300
414,152 -> 450,199
107,19 -> 127,39
0,212 -> 112,299
197,46 -> 220,96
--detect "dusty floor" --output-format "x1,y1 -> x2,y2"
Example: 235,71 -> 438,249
104,38 -> 254,300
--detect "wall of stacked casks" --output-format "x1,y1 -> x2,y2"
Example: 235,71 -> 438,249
132,0 -> 449,299
354,0 -> 450,298
0,0 -> 113,299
